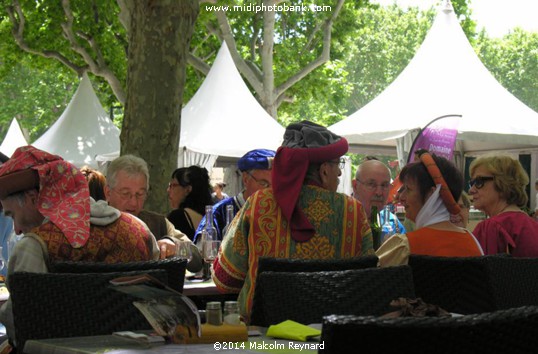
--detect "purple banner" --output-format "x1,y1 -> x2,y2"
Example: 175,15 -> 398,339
408,115 -> 461,163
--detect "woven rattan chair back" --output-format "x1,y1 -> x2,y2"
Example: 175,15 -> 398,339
250,265 -> 415,326
485,256 -> 538,309
320,306 -> 538,354
9,269 -> 168,349
408,254 -> 497,314
50,257 -> 187,292
257,255 -> 378,274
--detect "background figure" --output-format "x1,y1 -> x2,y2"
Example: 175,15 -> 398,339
377,152 -> 483,267
213,121 -> 373,322
470,155 -> 538,256
211,182 -> 229,204
105,155 -> 202,272
167,166 -> 213,241
352,159 -> 406,238
195,149 -> 275,243
450,191 -> 471,228
80,166 -> 106,201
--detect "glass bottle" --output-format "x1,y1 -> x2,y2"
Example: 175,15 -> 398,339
370,205 -> 381,251
380,204 -> 395,245
201,205 -> 218,279
222,204 -> 234,238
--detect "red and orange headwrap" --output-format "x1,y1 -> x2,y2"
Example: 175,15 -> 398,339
0,146 -> 90,248
418,152 -> 461,215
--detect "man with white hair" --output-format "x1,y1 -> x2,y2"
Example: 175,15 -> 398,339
105,154 -> 202,272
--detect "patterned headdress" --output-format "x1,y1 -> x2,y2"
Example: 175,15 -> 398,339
0,146 -> 90,248
272,121 -> 348,243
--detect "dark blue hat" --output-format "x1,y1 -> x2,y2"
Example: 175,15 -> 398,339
237,149 -> 275,171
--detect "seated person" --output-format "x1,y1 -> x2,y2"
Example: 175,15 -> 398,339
166,166 -> 213,240
0,146 -> 162,349
105,155 -> 202,272
376,151 -> 483,267
470,155 -> 538,257
211,182 -> 229,204
213,121 -> 373,322
195,149 -> 275,242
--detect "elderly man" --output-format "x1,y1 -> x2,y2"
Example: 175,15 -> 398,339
213,121 -> 373,322
194,149 -> 275,242
0,146 -> 161,349
105,154 -> 202,272
352,159 -> 405,239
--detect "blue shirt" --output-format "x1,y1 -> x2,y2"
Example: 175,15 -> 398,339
0,212 -> 14,277
194,193 -> 245,243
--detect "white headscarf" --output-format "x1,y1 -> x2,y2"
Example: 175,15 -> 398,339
415,185 -> 450,229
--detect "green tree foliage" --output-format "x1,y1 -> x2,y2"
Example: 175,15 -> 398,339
476,29 -> 538,112
0,61 -> 76,142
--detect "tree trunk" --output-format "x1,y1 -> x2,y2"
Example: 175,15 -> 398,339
121,0 -> 199,214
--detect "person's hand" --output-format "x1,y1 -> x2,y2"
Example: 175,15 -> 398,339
157,239 -> 177,259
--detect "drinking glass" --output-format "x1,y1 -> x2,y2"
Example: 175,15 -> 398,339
175,241 -> 193,262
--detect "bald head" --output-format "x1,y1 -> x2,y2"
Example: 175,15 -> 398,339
352,159 -> 391,217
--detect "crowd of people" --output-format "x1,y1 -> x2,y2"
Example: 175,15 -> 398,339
0,120 -> 537,347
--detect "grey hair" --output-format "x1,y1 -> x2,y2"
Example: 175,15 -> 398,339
4,191 -> 27,207
304,163 -> 322,184
106,154 -> 150,189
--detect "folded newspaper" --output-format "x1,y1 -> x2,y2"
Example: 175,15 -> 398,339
109,273 -> 201,341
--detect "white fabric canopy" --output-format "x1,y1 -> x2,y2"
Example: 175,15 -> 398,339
330,1 -> 538,155
180,42 -> 284,158
33,73 -> 120,168
0,118 -> 28,157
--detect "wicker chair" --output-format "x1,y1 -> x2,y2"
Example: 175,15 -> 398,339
408,254 -> 538,314
9,269 -> 168,350
484,256 -> 538,309
256,255 -> 378,274
408,254 -> 498,314
250,265 -> 415,327
49,257 -> 187,293
320,306 -> 538,354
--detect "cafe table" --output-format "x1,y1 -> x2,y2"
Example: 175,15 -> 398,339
23,327 -> 322,354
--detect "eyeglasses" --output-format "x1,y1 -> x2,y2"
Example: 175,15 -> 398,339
112,189 -> 148,201
247,171 -> 271,188
469,176 -> 495,189
356,179 -> 391,192
167,182 -> 180,189
326,158 -> 346,169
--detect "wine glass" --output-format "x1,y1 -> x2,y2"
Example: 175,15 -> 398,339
175,241 -> 192,262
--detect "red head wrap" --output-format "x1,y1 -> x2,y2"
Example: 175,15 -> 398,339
0,146 -> 90,248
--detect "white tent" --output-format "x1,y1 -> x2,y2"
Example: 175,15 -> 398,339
34,73 -> 120,168
179,42 -> 284,166
330,0 -> 538,160
0,118 -> 28,157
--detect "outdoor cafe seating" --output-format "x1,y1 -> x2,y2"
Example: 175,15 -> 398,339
7,254 -> 538,353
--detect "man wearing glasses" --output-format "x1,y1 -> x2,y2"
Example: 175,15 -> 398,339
194,149 -> 275,243
352,158 -> 405,236
105,155 -> 202,272
213,121 -> 373,322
